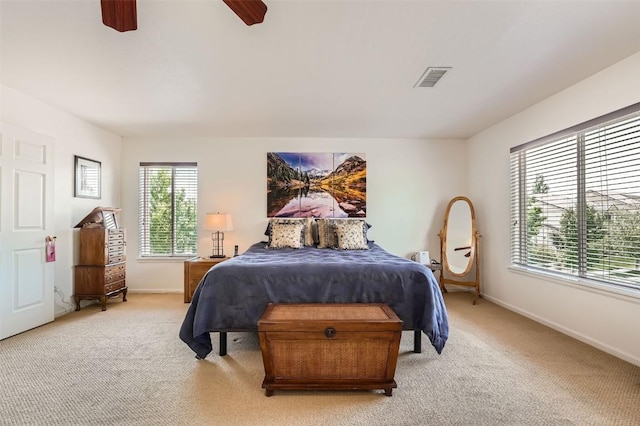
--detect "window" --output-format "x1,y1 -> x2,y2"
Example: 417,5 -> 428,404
510,102 -> 640,291
138,162 -> 198,257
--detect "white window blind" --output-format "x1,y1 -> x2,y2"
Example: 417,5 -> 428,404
138,162 -> 198,257
510,102 -> 640,291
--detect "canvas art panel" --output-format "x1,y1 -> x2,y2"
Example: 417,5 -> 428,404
267,152 -> 366,218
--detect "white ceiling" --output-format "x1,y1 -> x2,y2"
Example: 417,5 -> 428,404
2,0 -> 640,139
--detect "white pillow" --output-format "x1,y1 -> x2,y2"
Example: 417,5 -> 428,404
267,222 -> 306,249
335,220 -> 369,250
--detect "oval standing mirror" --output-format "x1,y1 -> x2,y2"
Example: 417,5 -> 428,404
439,196 -> 481,304
443,197 -> 475,276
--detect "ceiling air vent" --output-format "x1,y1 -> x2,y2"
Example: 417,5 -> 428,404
414,67 -> 451,88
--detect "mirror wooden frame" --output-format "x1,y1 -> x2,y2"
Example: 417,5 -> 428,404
438,196 -> 481,304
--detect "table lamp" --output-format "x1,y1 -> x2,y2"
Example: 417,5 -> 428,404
203,213 -> 233,258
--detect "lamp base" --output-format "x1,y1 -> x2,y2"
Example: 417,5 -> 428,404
210,230 -> 226,259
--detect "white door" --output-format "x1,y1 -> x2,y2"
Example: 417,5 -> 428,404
0,122 -> 55,339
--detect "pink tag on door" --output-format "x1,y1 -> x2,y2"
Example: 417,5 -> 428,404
46,236 -> 56,262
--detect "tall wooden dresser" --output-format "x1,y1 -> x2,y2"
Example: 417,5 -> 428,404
74,207 -> 128,311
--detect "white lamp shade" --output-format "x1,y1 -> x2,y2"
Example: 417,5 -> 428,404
204,213 -> 234,231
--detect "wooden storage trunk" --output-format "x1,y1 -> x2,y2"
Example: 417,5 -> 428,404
258,303 -> 403,396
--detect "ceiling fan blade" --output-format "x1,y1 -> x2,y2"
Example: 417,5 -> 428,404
223,0 -> 267,26
101,0 -> 137,32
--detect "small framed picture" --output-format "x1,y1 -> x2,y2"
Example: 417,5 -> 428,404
74,155 -> 101,199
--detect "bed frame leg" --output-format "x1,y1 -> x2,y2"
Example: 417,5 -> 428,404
219,332 -> 227,356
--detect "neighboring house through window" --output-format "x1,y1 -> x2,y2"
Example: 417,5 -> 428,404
138,162 -> 198,257
510,102 -> 640,292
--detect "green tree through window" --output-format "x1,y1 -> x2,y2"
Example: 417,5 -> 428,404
558,205 -> 606,271
139,163 -> 197,257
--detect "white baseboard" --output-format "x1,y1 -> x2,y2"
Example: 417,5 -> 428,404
54,305 -> 75,318
482,294 -> 640,368
126,289 -> 183,294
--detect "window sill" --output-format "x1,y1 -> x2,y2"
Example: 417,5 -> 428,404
136,256 -> 195,263
508,265 -> 640,304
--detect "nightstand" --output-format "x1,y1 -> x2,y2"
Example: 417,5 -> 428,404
183,257 -> 229,303
427,261 -> 445,293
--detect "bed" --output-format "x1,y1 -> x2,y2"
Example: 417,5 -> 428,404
179,237 -> 449,360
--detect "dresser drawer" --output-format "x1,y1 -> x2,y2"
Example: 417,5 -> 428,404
105,270 -> 126,284
108,244 -> 125,253
108,241 -> 124,251
105,263 -> 125,284
106,263 -> 126,274
108,253 -> 126,263
108,229 -> 125,241
105,280 -> 126,294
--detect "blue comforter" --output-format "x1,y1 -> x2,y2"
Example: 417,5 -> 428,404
179,242 -> 448,359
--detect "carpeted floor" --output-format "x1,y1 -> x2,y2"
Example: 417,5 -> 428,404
0,292 -> 638,425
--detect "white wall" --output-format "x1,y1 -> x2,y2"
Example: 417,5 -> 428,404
1,85 -> 123,316
468,52 -> 640,366
121,137 -> 467,293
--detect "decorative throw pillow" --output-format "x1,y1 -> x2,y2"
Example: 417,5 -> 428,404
267,222 -> 306,249
265,217 -> 314,246
317,218 -> 336,248
317,218 -> 370,248
309,218 -> 319,245
335,220 -> 369,250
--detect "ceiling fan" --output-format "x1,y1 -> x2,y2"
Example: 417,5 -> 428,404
100,0 -> 267,32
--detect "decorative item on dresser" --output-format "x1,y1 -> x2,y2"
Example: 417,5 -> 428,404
183,256 -> 229,303
73,207 -> 127,311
